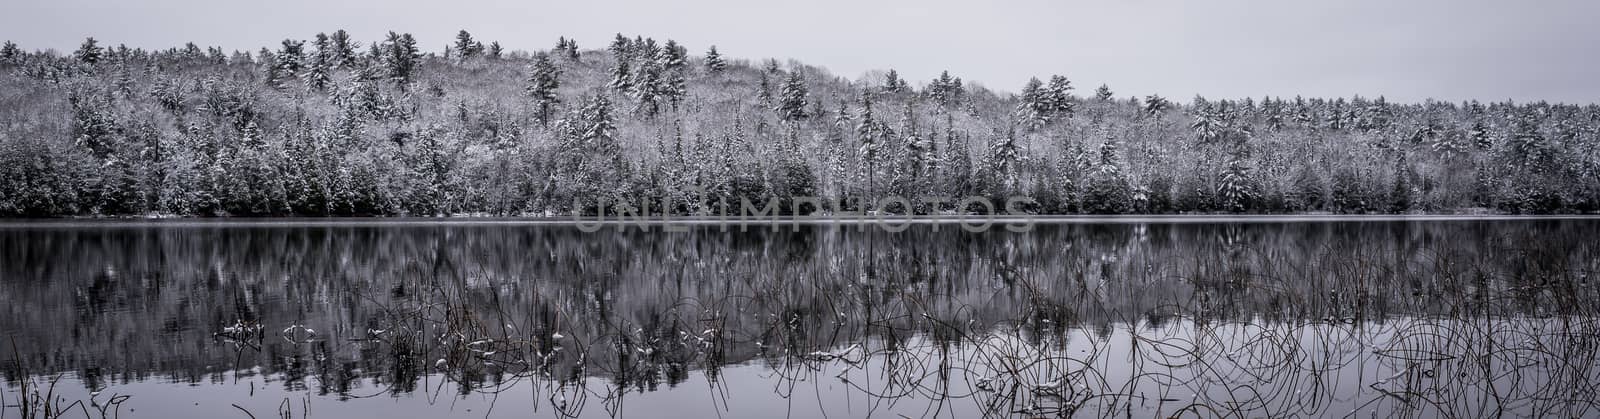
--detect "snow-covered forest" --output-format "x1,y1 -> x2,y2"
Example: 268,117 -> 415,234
1,31 -> 1597,217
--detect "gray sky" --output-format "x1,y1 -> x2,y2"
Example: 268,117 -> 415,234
5,0 -> 1599,103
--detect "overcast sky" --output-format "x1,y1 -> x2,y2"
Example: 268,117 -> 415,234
5,0 -> 1598,103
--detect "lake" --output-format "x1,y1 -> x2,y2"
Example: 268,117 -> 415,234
2,218 -> 1598,418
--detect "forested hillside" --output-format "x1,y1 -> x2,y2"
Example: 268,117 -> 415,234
1,31 -> 1597,216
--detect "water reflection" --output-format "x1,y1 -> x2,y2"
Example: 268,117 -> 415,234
1,220 -> 1598,417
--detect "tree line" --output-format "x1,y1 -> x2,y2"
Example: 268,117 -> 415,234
0,31 -> 1597,217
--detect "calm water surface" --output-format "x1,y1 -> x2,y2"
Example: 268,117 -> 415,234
2,219 -> 1598,418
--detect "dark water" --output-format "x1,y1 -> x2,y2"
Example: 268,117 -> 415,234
2,219 -> 1598,418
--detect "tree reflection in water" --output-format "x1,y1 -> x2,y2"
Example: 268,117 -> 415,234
1,220 -> 1597,418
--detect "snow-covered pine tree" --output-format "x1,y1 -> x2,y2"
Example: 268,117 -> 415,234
111,63 -> 134,98
901,103 -> 937,190
883,69 -> 908,93
985,127 -> 1021,193
927,70 -> 964,110
524,53 -> 561,127
0,41 -> 20,66
383,32 -> 420,85
1045,75 -> 1075,115
659,39 -> 686,71
944,114 -> 974,197
704,45 -> 727,74
1084,134 -> 1132,213
775,71 -> 810,121
330,30 -> 356,68
487,42 -> 503,59
1191,106 -> 1227,143
305,33 -> 332,91
630,59 -> 662,117
1015,78 -> 1051,130
608,59 -> 632,92
756,72 -> 774,107
1264,100 -> 1285,131
608,34 -> 631,62
555,37 -> 580,61
67,86 -> 116,157
1388,152 -> 1413,212
1095,84 -> 1113,101
206,46 -> 227,65
258,46 -> 277,74
1143,94 -> 1171,117
857,93 -> 882,194
75,37 -> 103,64
658,66 -> 686,111
636,37 -> 660,64
577,94 -> 618,154
150,76 -> 183,111
454,30 -> 479,60
1217,158 -> 1255,212
272,39 -> 305,87
179,42 -> 202,60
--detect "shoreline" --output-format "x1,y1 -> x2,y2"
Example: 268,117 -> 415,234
3,213 -> 1600,229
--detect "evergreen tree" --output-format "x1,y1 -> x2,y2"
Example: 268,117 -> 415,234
608,34 -> 631,62
150,76 -> 183,111
330,29 -> 356,68
382,32 -> 420,84
454,30 -> 480,59
0,41 -> 20,66
882,69 -> 908,93
555,37 -> 580,61
575,94 -> 619,154
75,37 -> 103,64
67,87 -> 116,158
182,42 -> 203,60
756,72 -> 774,107
1045,75 -> 1075,114
1217,158 -> 1255,212
901,103 -> 937,190
1084,135 -> 1133,213
524,53 -> 562,127
636,37 -> 660,63
258,46 -> 277,75
630,59 -> 663,117
557,93 -> 628,208
775,71 -> 810,121
608,59 -> 632,92
1389,153 -> 1413,213
1191,106 -> 1229,143
985,128 -> 1021,193
857,93 -> 882,194
1095,84 -> 1114,101
944,114 -> 974,197
486,42 -> 503,59
833,99 -> 852,131
926,70 -> 964,109
1015,78 -> 1051,129
1509,110 -> 1547,171
1469,120 -> 1492,149
269,39 -> 305,88
205,46 -> 226,64
306,33 -> 332,91
704,45 -> 727,74
658,66 -> 687,111
1143,94 -> 1171,117
659,39 -> 686,71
